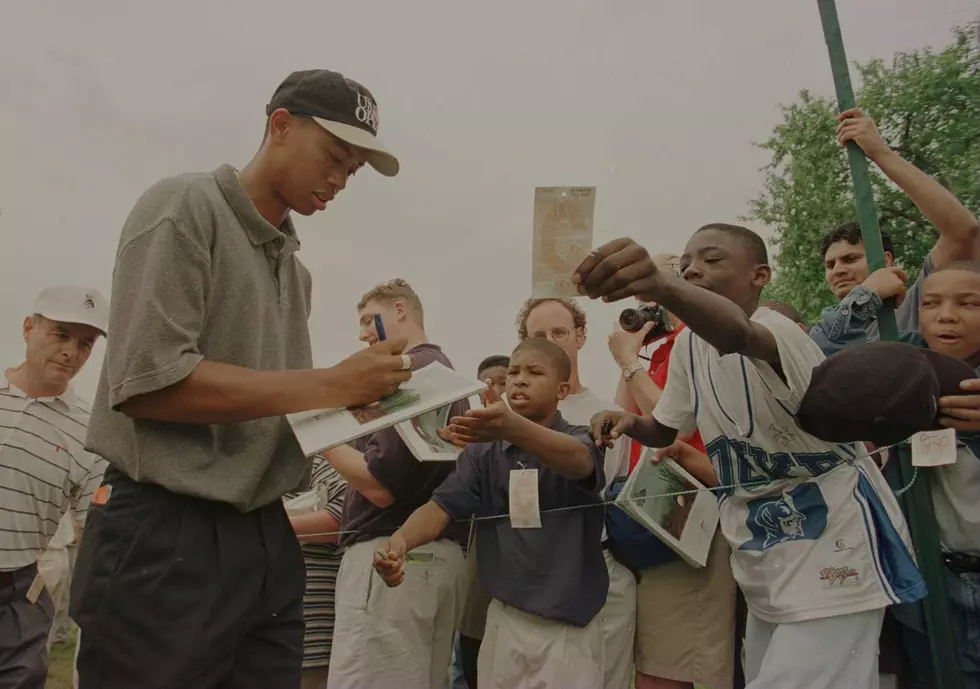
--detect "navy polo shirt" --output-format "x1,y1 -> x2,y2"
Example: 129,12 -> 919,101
431,411 -> 608,627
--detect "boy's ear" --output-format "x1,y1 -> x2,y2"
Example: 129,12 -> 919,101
752,264 -> 772,290
556,381 -> 571,401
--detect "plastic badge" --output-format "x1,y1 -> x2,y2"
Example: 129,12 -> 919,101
509,469 -> 542,528
26,573 -> 45,604
911,428 -> 957,467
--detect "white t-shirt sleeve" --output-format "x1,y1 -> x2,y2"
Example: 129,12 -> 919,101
748,308 -> 826,413
652,330 -> 696,433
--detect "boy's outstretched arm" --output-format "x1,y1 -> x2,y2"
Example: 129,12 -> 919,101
374,501 -> 451,587
449,387 -> 598,481
590,410 -> 678,450
573,239 -> 781,369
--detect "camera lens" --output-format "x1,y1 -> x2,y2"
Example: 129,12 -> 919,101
619,308 -> 647,332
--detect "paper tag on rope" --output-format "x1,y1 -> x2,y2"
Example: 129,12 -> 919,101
911,429 -> 957,467
509,469 -> 542,528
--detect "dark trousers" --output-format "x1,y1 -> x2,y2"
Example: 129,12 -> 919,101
70,467 -> 305,689
458,634 -> 481,688
733,587 -> 747,689
0,564 -> 54,689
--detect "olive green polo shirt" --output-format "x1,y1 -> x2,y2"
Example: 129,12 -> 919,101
86,164 -> 314,511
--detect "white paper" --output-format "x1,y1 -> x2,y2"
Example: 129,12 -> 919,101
615,452 -> 719,567
287,363 -> 486,456
509,469 -> 542,529
911,428 -> 958,467
531,186 -> 595,298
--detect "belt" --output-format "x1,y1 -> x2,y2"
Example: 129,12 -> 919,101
943,551 -> 980,574
0,564 -> 34,588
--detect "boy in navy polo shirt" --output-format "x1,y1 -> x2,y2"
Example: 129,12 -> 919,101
374,338 -> 608,689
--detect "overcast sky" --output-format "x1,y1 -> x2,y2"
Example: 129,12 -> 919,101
1,0 -> 976,404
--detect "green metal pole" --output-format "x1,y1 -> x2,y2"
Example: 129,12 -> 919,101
815,2 -> 962,687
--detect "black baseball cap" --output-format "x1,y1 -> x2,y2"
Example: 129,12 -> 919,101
796,341 -> 976,446
267,69 -> 399,177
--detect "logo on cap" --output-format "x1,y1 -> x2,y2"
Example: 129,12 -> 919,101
84,294 -> 95,309
345,78 -> 379,133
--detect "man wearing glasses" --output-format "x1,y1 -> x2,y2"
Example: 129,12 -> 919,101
515,297 -> 636,689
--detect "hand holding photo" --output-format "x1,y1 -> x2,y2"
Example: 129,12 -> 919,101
288,362 -> 486,455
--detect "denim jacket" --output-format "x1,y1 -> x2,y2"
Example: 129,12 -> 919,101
808,255 -> 934,357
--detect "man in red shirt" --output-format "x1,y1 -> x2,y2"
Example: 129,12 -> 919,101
609,254 -> 738,689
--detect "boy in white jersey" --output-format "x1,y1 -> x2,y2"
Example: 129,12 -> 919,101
576,225 -> 926,689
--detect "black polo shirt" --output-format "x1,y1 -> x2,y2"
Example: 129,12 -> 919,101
431,411 -> 608,627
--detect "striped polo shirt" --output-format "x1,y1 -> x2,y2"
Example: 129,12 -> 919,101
1,375 -> 107,570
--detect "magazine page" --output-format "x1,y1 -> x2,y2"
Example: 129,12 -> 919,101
395,404 -> 461,461
287,362 -> 485,455
616,452 -> 718,567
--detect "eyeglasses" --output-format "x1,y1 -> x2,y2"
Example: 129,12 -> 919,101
528,327 -> 572,343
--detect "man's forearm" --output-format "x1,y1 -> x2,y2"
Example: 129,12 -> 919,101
873,149 -> 980,258
392,501 -> 452,553
321,445 -> 395,508
628,414 -> 679,449
119,360 -> 345,424
290,511 -> 342,544
653,277 -> 776,361
614,377 -> 636,411
625,372 -> 663,416
505,415 -> 595,481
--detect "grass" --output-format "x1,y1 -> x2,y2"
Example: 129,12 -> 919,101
46,632 -> 711,688
46,635 -> 75,689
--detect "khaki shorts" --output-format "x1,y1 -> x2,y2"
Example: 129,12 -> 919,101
634,530 -> 737,688
456,531 -> 492,640
479,599 -> 603,689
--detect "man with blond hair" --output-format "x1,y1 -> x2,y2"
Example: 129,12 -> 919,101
323,279 -> 468,689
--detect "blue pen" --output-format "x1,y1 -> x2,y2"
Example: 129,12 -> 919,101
374,313 -> 387,342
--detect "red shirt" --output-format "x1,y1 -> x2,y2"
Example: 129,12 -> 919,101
628,325 -> 705,473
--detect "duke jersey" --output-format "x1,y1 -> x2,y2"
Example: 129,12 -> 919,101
653,307 -> 926,623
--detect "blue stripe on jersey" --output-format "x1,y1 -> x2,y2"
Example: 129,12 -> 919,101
707,360 -> 738,428
754,374 -> 797,419
854,469 -> 927,605
850,480 -> 898,604
689,334 -> 700,419
738,357 -> 755,438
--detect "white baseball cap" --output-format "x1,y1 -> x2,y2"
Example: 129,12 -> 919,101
33,286 -> 109,336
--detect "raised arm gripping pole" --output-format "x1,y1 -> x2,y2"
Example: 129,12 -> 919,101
816,2 -> 962,686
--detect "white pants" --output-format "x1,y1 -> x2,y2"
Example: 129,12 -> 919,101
744,608 -> 885,689
479,599 -> 604,689
598,550 -> 636,689
327,537 -> 464,689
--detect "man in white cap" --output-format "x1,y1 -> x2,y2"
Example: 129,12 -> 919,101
70,69 -> 413,689
0,285 -> 109,689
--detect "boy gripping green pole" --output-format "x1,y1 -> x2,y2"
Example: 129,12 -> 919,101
815,2 -> 963,687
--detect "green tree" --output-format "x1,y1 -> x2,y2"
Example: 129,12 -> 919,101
748,26 -> 980,323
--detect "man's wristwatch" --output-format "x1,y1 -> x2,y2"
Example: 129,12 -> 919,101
622,361 -> 645,382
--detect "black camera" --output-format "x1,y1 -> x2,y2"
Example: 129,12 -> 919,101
619,304 -> 674,345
